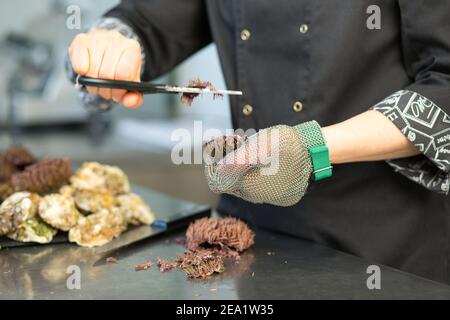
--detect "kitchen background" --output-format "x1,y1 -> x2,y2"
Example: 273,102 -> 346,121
0,0 -> 233,206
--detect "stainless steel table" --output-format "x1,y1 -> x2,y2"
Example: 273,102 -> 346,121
1,188 -> 450,300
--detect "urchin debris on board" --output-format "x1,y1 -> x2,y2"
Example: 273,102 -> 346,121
106,257 -> 118,264
180,79 -> 224,107
154,217 -> 255,279
135,261 -> 153,271
157,258 -> 178,273
178,248 -> 225,279
175,237 -> 186,246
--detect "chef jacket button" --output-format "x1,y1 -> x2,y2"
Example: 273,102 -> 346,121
293,101 -> 304,113
243,104 -> 254,116
241,29 -> 251,41
299,24 -> 309,34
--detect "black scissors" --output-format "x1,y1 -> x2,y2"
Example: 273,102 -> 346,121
76,76 -> 243,96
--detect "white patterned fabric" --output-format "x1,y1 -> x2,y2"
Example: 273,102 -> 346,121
372,90 -> 450,194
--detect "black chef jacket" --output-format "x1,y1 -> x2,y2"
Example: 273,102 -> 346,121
105,0 -> 450,283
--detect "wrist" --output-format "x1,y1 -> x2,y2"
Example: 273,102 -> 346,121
321,125 -> 341,165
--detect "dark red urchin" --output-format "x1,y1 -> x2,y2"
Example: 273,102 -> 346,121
2,146 -> 35,168
11,158 -> 72,194
0,157 -> 18,182
185,217 -> 255,253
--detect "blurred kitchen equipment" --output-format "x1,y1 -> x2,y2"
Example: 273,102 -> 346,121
0,0 -> 117,131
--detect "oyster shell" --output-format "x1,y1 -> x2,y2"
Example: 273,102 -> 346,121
0,192 -> 56,243
73,189 -> 118,213
117,193 -> 155,225
8,218 -> 57,244
0,192 -> 41,236
38,194 -> 81,231
70,162 -> 130,195
59,185 -> 75,197
69,208 -> 127,248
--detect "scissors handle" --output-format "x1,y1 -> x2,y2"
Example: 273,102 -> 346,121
77,76 -> 169,94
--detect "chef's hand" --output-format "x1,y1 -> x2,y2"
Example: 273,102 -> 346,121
204,123 -> 318,207
68,29 -> 143,109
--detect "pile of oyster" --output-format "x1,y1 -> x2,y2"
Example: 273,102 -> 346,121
0,156 -> 155,248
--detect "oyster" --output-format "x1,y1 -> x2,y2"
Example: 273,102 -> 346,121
73,189 -> 118,213
0,192 -> 56,243
117,193 -> 155,225
70,162 -> 130,195
0,192 -> 41,236
8,218 -> 57,244
59,185 -> 75,197
69,208 -> 127,248
38,194 -> 81,231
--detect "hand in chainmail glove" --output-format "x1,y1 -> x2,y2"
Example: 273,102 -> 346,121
204,121 -> 331,207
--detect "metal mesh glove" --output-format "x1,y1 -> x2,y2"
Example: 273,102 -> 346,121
205,122 -> 323,207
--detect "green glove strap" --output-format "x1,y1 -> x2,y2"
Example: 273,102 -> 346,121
296,121 -> 333,181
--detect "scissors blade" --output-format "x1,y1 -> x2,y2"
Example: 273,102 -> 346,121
158,85 -> 243,96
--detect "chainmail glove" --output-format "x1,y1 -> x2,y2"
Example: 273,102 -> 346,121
204,121 -> 329,207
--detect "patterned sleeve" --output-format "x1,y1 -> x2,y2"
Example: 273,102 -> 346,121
372,91 -> 450,194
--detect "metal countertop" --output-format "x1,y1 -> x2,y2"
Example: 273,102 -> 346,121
1,187 -> 450,300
